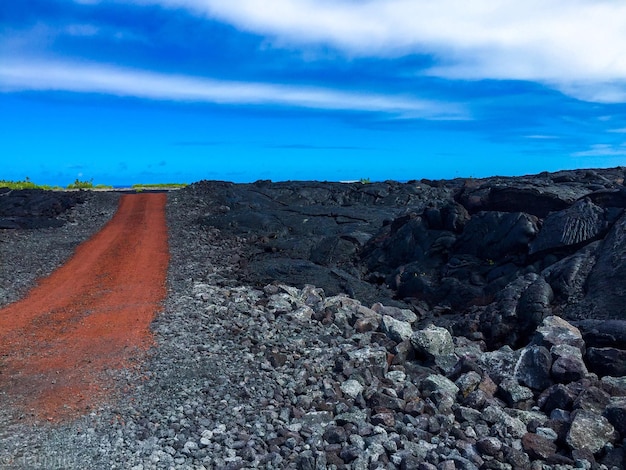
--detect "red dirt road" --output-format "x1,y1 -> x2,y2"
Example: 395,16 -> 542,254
0,193 -> 169,421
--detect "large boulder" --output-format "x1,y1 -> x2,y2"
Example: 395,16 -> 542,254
455,211 -> 539,261
586,348 -> 626,377
532,316 -> 585,351
457,182 -> 590,217
578,212 -> 626,319
529,198 -> 606,255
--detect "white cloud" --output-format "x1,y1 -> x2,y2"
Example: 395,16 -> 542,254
554,81 -> 626,104
525,135 -> 558,140
608,128 -> 626,134
115,0 -> 626,103
65,24 -> 100,37
0,61 -> 465,119
572,144 -> 626,157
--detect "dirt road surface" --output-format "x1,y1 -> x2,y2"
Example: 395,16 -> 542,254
0,193 -> 169,421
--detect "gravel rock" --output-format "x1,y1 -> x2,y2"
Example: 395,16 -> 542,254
411,325 -> 455,358
521,432 -> 557,460
566,410 -> 616,454
381,314 -> 413,342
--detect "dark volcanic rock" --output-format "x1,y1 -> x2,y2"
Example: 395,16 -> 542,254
5,170 -> 626,469
577,319 -> 626,348
586,347 -> 626,377
456,211 -> 539,260
577,211 -> 626,319
0,188 -> 86,229
190,167 -> 626,344
456,179 -> 590,217
529,198 -> 607,255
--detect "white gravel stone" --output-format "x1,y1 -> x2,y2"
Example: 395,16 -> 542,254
341,379 -> 365,398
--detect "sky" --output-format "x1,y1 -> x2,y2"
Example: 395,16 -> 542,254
2,1 -> 626,186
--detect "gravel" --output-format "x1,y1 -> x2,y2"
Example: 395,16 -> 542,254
0,187 -> 624,469
0,191 -> 121,308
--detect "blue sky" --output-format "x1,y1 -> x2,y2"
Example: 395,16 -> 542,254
2,0 -> 626,185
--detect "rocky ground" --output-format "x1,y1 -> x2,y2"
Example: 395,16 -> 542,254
1,170 -> 626,469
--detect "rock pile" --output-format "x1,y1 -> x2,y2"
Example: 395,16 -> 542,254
180,278 -> 626,469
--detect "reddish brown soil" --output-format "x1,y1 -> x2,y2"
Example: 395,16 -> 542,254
0,193 -> 169,421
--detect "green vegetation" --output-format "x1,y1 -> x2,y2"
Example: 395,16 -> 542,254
66,178 -> 95,190
359,177 -> 371,184
1,177 -> 187,191
0,177 -> 60,190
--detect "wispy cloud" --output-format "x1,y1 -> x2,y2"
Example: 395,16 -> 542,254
524,135 -> 558,140
608,128 -> 626,134
172,141 -> 225,147
0,60 -> 465,119
117,0 -> 626,103
267,144 -> 370,150
572,144 -> 626,157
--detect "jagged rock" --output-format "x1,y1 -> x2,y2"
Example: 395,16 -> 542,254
476,437 -> 502,456
456,211 -> 539,261
586,347 -> 626,377
566,410 -> 616,454
601,376 -> 626,396
457,182 -> 586,217
543,242 -> 598,305
573,386 -> 611,414
482,405 -> 527,439
354,310 -> 382,333
529,198 -> 606,254
537,384 -> 576,415
347,347 -> 389,378
550,344 -> 588,383
424,202 -> 470,232
532,316 -> 585,351
188,170 -> 626,349
515,345 -> 553,391
516,277 -> 554,340
580,212 -> 626,319
371,303 -> 418,323
455,371 -> 482,398
478,346 -> 520,384
392,339 -> 416,364
604,398 -> 626,436
380,315 -> 413,342
586,187 -> 626,208
420,374 -> 460,398
340,379 -> 364,399
522,433 -> 558,460
498,378 -> 534,406
577,319 -> 626,349
479,274 -> 538,347
411,325 -> 454,359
